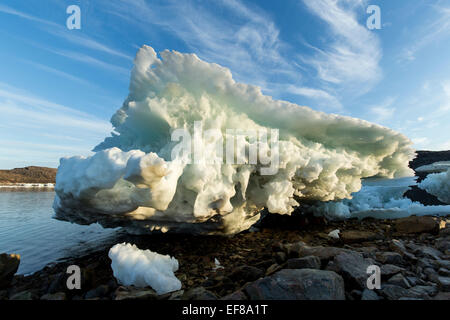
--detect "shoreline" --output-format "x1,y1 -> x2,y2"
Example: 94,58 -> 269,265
2,214 -> 449,300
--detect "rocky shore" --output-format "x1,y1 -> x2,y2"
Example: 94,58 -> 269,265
1,214 -> 449,300
0,166 -> 56,185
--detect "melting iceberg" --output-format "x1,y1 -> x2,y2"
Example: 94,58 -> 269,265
419,168 -> 450,204
312,176 -> 450,220
53,45 -> 416,235
109,243 -> 181,295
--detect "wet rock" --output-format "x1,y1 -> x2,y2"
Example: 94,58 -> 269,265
286,256 -> 321,270
221,290 -> 247,300
229,265 -> 264,283
40,292 -> 66,300
376,252 -> 403,265
340,230 -> 380,243
395,216 -> 439,235
361,289 -> 380,300
243,269 -> 345,300
329,251 -> 372,289
0,253 -> 20,289
387,273 -> 411,289
114,286 -> 158,300
182,287 -> 218,300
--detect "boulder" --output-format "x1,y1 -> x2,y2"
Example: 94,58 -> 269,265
285,256 -> 321,270
395,216 -> 439,234
0,253 -> 20,289
243,269 -> 345,300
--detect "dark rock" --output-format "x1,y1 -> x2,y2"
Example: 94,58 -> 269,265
85,284 -> 110,299
376,252 -> 403,265
221,290 -> 247,300
274,252 -> 287,264
389,239 -> 417,261
438,268 -> 450,277
395,216 -> 439,235
340,231 -> 380,243
10,290 -> 39,300
387,273 -> 411,289
265,263 -> 282,276
114,286 -> 158,300
379,285 -> 416,300
433,292 -> 450,300
282,242 -> 351,261
229,265 -> 264,283
437,276 -> 450,291
361,289 -> 380,300
329,251 -> 372,289
408,285 -> 438,298
182,287 -> 218,300
0,253 -> 20,289
243,269 -> 345,300
286,256 -> 321,270
380,264 -> 405,277
40,292 -> 66,300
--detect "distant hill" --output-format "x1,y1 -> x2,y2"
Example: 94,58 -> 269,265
0,166 -> 57,184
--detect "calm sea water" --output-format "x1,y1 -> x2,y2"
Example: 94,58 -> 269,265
0,190 -> 121,275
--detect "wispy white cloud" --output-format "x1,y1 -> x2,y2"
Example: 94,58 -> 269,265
368,97 -> 396,121
301,0 -> 382,93
400,5 -> 450,62
0,3 -> 132,61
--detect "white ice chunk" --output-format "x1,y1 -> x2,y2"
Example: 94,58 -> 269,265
108,243 -> 181,295
53,45 -> 416,234
419,168 -> 450,204
328,229 -> 340,239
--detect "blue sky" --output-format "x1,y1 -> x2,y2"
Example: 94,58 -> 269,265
0,0 -> 449,169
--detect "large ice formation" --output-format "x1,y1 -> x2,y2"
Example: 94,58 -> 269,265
312,176 -> 450,220
53,45 -> 416,235
108,243 -> 181,295
419,168 -> 450,204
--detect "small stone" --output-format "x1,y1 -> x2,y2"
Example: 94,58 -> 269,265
265,263 -> 282,276
376,252 -> 403,265
389,239 -> 417,261
85,284 -> 109,299
286,256 -> 321,270
438,268 -> 450,277
10,290 -> 38,300
387,273 -> 411,289
221,290 -> 247,300
229,265 -> 264,283
380,264 -> 405,277
329,251 -> 372,289
114,286 -> 158,300
361,289 -> 380,300
437,276 -> 450,291
40,292 -> 66,300
182,287 -> 218,300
